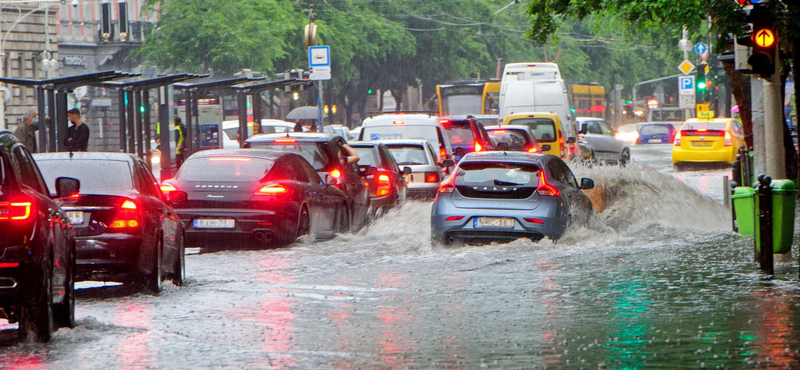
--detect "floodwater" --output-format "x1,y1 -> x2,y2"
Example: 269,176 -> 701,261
2,144 -> 799,369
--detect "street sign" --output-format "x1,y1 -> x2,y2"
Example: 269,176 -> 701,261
701,50 -> 710,61
678,60 -> 696,75
647,98 -> 659,109
694,42 -> 707,55
679,94 -> 695,109
308,45 -> 330,67
679,76 -> 695,95
696,103 -> 714,119
309,66 -> 331,81
753,28 -> 775,48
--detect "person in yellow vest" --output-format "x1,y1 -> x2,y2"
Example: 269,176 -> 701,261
174,117 -> 187,168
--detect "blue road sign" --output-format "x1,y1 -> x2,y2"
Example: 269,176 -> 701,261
308,46 -> 331,67
694,42 -> 707,56
680,76 -> 694,90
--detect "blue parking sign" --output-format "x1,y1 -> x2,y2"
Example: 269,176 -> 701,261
679,76 -> 694,91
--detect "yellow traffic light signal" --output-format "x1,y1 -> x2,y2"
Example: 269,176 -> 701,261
752,28 -> 774,48
323,105 -> 329,114
331,105 -> 337,114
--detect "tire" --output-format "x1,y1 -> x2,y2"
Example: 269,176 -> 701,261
619,149 -> 630,167
296,206 -> 310,239
336,204 -> 350,234
147,238 -> 163,294
54,243 -> 76,329
19,263 -> 54,342
172,234 -> 185,287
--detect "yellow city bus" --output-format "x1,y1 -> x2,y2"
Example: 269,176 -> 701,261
481,80 -> 500,114
571,83 -> 607,120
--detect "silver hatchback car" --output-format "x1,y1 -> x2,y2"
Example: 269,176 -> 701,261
431,152 -> 595,245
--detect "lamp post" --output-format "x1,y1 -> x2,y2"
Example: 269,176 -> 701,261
0,0 -> 62,127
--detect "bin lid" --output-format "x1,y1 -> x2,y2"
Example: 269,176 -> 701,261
770,179 -> 797,193
732,186 -> 756,198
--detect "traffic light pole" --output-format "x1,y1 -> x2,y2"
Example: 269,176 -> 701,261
763,32 -> 785,179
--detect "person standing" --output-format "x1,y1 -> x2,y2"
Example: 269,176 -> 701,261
174,116 -> 187,168
14,109 -> 38,152
64,108 -> 89,152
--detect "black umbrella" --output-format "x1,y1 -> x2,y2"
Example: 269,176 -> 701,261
286,106 -> 328,120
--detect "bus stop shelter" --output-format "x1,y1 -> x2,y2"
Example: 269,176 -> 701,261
231,78 -> 311,147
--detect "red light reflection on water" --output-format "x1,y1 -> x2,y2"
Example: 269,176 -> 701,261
114,302 -> 154,370
255,254 -> 295,369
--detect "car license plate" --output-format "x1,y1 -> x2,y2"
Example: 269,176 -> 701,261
649,138 -> 662,143
194,218 -> 235,229
692,141 -> 713,147
66,211 -> 84,224
474,217 -> 515,228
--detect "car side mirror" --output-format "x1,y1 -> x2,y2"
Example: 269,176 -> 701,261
580,178 -> 595,190
403,166 -> 412,175
440,159 -> 455,168
324,175 -> 338,186
55,177 -> 80,198
453,147 -> 465,157
566,137 -> 576,144
541,144 -> 551,152
496,142 -> 509,151
579,125 -> 587,135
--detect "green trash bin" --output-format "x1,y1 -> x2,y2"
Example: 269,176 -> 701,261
732,186 -> 756,236
754,179 -> 797,254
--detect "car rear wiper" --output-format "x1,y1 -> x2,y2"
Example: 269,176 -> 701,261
494,179 -> 523,186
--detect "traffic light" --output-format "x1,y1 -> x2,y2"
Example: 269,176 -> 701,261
367,89 -> 373,95
139,104 -> 146,114
739,4 -> 776,77
696,63 -> 708,102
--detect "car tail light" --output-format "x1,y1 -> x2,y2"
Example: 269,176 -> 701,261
330,169 -> 342,180
674,132 -> 681,146
445,216 -> 464,222
493,130 -> 506,133
439,119 -> 450,125
424,172 -> 440,183
109,199 -> 141,229
160,183 -> 177,193
0,262 -> 20,268
438,173 -> 456,194
440,148 -> 447,159
475,142 -> 483,152
0,201 -> 32,221
256,184 -> 288,195
724,132 -> 732,146
376,173 -> 392,197
274,139 -> 297,143
528,147 -> 538,153
524,218 -> 544,224
393,120 -> 404,125
536,171 -> 560,197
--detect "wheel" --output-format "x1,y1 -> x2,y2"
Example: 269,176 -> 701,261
147,238 -> 163,294
54,243 -> 76,329
296,205 -> 310,238
19,263 -> 54,342
172,234 -> 185,286
619,149 -> 630,167
336,204 -> 350,234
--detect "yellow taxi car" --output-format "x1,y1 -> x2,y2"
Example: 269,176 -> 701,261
502,112 -> 576,159
672,118 -> 745,168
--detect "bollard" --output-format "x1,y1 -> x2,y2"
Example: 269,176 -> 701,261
733,155 -> 742,189
729,179 -> 738,233
756,175 -> 774,275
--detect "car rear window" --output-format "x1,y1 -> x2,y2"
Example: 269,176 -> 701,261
247,142 -> 329,170
487,129 -> 531,151
37,159 -> 133,194
508,118 -> 556,142
363,125 -> 440,144
223,126 -> 255,141
179,156 -> 274,181
682,121 -> 728,131
352,147 -> 378,167
386,145 -> 429,165
442,121 -> 475,146
455,162 -> 540,187
442,95 -> 482,116
640,125 -> 671,136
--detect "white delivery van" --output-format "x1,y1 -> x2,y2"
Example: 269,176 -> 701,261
499,79 -> 577,142
501,62 -> 562,81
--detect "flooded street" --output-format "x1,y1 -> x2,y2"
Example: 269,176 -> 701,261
2,145 -> 800,369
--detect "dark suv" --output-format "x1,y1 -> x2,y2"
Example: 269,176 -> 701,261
439,115 -> 495,162
244,133 -> 370,231
0,130 -> 78,342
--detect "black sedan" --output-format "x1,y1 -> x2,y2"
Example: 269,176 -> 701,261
34,152 -> 185,293
244,133 -> 370,231
349,141 -> 409,213
162,149 -> 347,247
0,130 -> 77,342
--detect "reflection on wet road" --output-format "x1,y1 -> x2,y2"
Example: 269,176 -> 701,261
1,144 -> 799,368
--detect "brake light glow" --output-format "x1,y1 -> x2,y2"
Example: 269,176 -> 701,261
393,120 -> 404,125
674,132 -> 681,146
0,201 -> 32,221
256,184 -> 288,194
424,172 -> 440,183
493,130 -> 506,133
208,157 -> 251,162
475,142 -> 483,152
330,169 -> 342,179
109,199 -> 141,229
445,216 -> 464,222
439,119 -> 450,125
160,183 -> 177,193
528,147 -> 538,153
524,218 -> 544,224
0,262 -> 20,268
438,172 -> 457,194
274,139 -> 297,143
724,132 -> 732,146
536,171 -> 560,197
440,148 -> 447,158
121,200 -> 137,210
376,173 -> 392,197
110,220 -> 139,228
378,174 -> 391,183
697,128 -> 707,132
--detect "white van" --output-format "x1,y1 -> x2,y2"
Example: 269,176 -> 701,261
358,114 -> 454,163
499,79 -> 577,139
501,62 -> 562,81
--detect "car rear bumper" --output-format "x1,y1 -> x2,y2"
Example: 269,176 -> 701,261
176,208 -> 295,245
672,146 -> 734,163
0,246 -> 36,305
75,233 -> 142,280
431,210 -> 564,244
